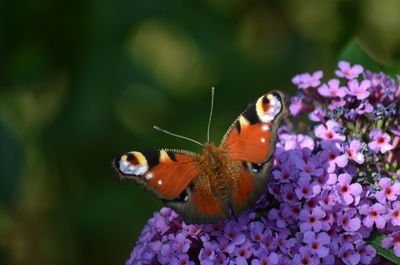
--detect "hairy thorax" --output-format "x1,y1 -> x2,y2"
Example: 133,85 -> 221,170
195,143 -> 242,205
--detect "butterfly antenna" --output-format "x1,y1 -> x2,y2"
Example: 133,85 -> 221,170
207,87 -> 215,143
153,126 -> 204,147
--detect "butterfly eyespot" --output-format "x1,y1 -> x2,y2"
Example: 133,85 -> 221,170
118,152 -> 149,175
157,180 -> 163,185
260,138 -> 266,143
256,93 -> 282,123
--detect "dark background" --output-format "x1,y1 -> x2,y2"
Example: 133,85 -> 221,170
1,0 -> 400,264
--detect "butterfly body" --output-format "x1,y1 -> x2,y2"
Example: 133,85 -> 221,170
192,143 -> 241,212
113,91 -> 287,224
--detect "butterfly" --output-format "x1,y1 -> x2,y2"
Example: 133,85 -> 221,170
112,90 -> 287,224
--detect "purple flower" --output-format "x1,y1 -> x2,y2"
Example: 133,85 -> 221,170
281,204 -> 301,221
212,251 -> 229,265
277,133 -> 315,151
268,208 -> 288,229
293,247 -> 320,265
234,241 -> 252,264
375,177 -> 400,203
336,61 -> 364,79
281,183 -> 298,203
204,223 -> 223,236
368,128 -> 394,154
260,232 -> 278,252
388,201 -> 400,226
299,207 -> 326,232
327,98 -> 346,110
303,231 -> 330,258
382,231 -> 400,257
292,71 -> 323,89
214,236 -> 235,254
276,230 -> 296,254
359,203 -> 387,229
199,245 -> 216,264
338,232 -> 362,246
153,216 -> 171,235
223,222 -> 245,245
295,175 -> 321,199
336,173 -> 362,206
294,158 -> 324,178
356,102 -> 374,115
343,139 -> 364,164
346,79 -> 371,100
251,252 -> 278,265
158,245 -> 175,264
182,223 -> 201,235
318,190 -> 338,211
337,208 -> 361,232
355,242 -> 376,265
321,141 -> 348,173
289,95 -> 307,116
315,120 -> 346,141
339,243 -> 361,265
171,233 -> 191,253
273,167 -> 295,183
171,254 -> 195,265
249,221 -> 265,242
308,108 -> 326,124
318,79 -> 347,97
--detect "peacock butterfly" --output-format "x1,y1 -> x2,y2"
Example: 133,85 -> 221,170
112,90 -> 287,224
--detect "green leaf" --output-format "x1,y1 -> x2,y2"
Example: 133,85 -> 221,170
338,39 -> 385,72
366,230 -> 400,265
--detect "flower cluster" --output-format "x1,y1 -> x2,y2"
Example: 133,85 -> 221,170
126,62 -> 400,265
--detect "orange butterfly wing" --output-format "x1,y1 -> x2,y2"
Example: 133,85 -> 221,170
221,91 -> 287,215
113,149 -> 199,199
224,122 -> 273,163
113,149 -> 227,223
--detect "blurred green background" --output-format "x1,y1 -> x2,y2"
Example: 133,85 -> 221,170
1,0 -> 400,264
